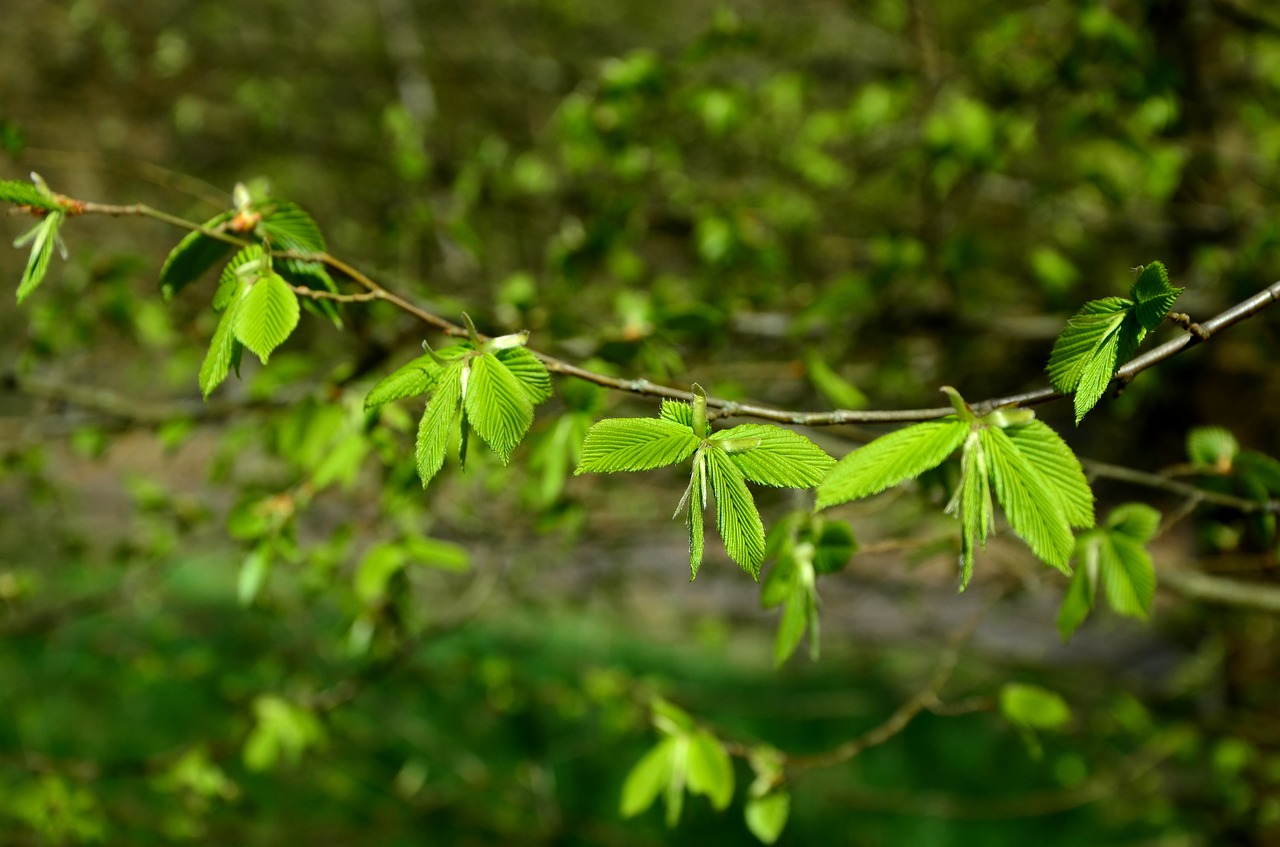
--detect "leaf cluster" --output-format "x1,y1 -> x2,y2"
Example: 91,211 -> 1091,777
1184,426 -> 1280,550
620,699 -> 734,828
1057,503 -> 1160,640
576,391 -> 834,578
760,512 -> 855,666
817,389 -> 1094,588
1047,261 -> 1182,423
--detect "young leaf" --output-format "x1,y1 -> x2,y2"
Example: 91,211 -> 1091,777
1186,426 -> 1238,469
232,273 -> 300,363
980,427 -> 1075,573
999,683 -> 1072,730
1129,261 -> 1182,332
706,448 -> 767,577
812,519 -> 856,574
620,737 -> 678,818
0,178 -> 61,211
415,361 -> 465,486
495,346 -> 553,403
686,730 -> 734,811
1100,534 -> 1155,620
1047,298 -> 1130,391
711,424 -> 834,488
816,419 -> 968,509
14,210 -> 65,303
660,399 -> 694,428
687,454 -> 707,578
745,791 -> 790,845
365,354 -> 445,410
1057,559 -> 1095,641
1106,502 -> 1161,542
1004,420 -> 1095,528
953,431 -> 992,589
199,283 -> 245,398
775,581 -> 809,667
464,352 -> 535,464
576,418 -> 701,474
159,210 -> 235,300
257,201 -> 326,254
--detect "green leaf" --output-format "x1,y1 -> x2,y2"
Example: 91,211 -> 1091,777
464,353 -> 535,464
745,792 -> 790,845
760,555 -> 795,609
237,544 -> 272,606
953,431 -> 992,589
806,352 -> 867,409
1046,297 -> 1130,394
1238,450 -> 1280,495
232,273 -> 300,363
1004,420 -> 1095,528
686,730 -> 734,811
712,424 -> 835,488
1101,534 -> 1155,620
199,282 -> 245,398
816,419 -> 968,509
620,738 -> 678,818
495,346 -> 553,403
15,211 -> 65,304
354,543 -> 406,605
660,399 -> 694,428
216,244 -> 265,309
688,455 -> 707,578
1000,683 -> 1072,730
981,427 -> 1075,573
1071,320 -> 1126,424
577,418 -> 700,474
1057,557 -> 1095,641
257,200 -> 326,254
1186,426 -> 1238,468
706,448 -> 766,577
159,211 -> 234,300
1106,502 -> 1161,542
365,354 -> 445,410
415,362 -> 465,486
775,581 -> 809,667
1129,261 -> 1182,332
0,178 -> 61,210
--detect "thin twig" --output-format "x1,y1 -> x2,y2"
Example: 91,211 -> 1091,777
1084,459 -> 1280,514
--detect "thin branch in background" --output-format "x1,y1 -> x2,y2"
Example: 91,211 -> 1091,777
1083,459 -> 1280,515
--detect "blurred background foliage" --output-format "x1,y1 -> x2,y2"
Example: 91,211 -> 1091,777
4,0 -> 1280,843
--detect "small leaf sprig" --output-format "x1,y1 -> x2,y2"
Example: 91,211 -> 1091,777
1047,261 -> 1183,423
365,314 -> 552,486
817,387 -> 1095,588
1056,503 -> 1160,640
576,386 -> 835,578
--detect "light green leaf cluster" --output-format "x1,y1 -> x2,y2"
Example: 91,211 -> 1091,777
818,390 -> 1094,589
1047,261 -> 1182,423
242,695 -> 328,772
577,390 -> 835,578
199,247 -> 301,398
761,512 -> 855,666
391,338 -> 553,487
620,698 -> 734,827
744,746 -> 789,844
0,177 -> 63,211
13,210 -> 67,304
1182,425 -> 1280,550
1057,503 -> 1161,640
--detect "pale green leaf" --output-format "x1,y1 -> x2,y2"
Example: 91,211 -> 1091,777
199,284 -> 244,398
1101,534 -> 1155,620
774,582 -> 808,667
365,354 -> 444,410
954,431 -> 992,589
688,457 -> 707,579
216,244 -> 265,309
1106,503 -> 1161,543
1057,556 -> 1095,642
232,273 -> 300,363
981,427 -> 1075,573
15,211 -> 64,304
745,791 -> 790,845
238,545 -> 272,606
707,448 -> 767,577
415,362 -> 464,487
354,543 -> 405,605
660,399 -> 694,428
0,179 -> 60,210
1046,297 -> 1130,394
760,556 -> 795,609
713,424 -> 835,488
1129,261 -> 1182,332
1071,322 -> 1122,424
806,352 -> 867,409
495,346 -> 553,403
1004,419 -> 1095,528
621,738 -> 678,818
1000,683 -> 1072,730
686,730 -> 734,811
401,535 -> 470,572
159,210 -> 234,300
257,200 -> 326,254
1186,426 -> 1238,468
816,419 -> 968,510
577,418 -> 700,474
464,353 -> 535,464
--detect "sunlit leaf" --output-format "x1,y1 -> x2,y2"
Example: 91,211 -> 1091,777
464,353 -> 535,464
686,730 -> 734,811
365,354 -> 445,410
1000,683 -> 1072,730
577,418 -> 700,473
0,178 -> 60,211
159,210 -> 234,300
232,273 -> 300,363
745,791 -> 790,844
816,419 -> 967,509
15,211 -> 65,304
706,448 -> 766,577
1004,419 -> 1095,528
620,737 -> 678,818
1129,261 -> 1182,332
712,424 -> 834,488
415,361 -> 465,486
1186,426 -> 1238,469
